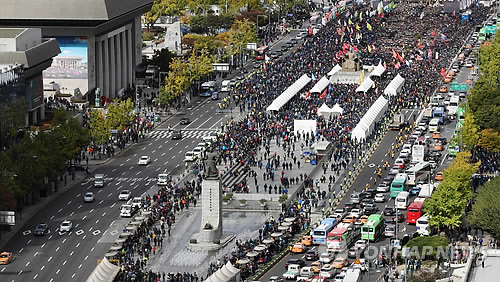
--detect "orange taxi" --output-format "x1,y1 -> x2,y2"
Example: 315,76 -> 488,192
332,257 -> 350,269
433,142 -> 443,151
439,86 -> 447,93
465,43 -> 472,49
0,252 -> 13,265
432,131 -> 441,139
435,172 -> 444,182
311,260 -> 322,273
444,74 -> 453,83
356,215 -> 369,225
343,215 -> 357,224
302,235 -> 313,246
291,243 -> 306,254
466,77 -> 473,83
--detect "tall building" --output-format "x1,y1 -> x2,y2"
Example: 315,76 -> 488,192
0,28 -> 60,125
0,0 -> 154,100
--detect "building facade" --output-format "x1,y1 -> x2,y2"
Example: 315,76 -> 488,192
0,0 -> 154,100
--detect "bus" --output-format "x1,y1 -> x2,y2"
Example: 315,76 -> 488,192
200,81 -> 218,97
396,191 -> 410,209
456,106 -> 465,123
411,145 -> 425,164
361,214 -> 384,241
255,45 -> 269,60
407,200 -> 425,224
478,27 -> 486,42
405,162 -> 431,186
416,215 -> 433,235
313,218 -> 337,244
432,106 -> 446,124
390,173 -> 408,198
326,223 -> 358,252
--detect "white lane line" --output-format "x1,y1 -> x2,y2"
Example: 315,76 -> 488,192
19,248 -> 24,253
91,247 -> 95,252
196,116 -> 213,129
210,117 -> 224,129
70,251 -> 74,256
110,220 -> 115,226
126,158 -> 130,162
40,265 -> 45,271
48,235 -> 53,240
112,168 -> 116,172
63,260 -> 67,266
102,212 -> 106,217
152,150 -> 156,153
120,163 -> 124,167
82,235 -> 86,240
50,278 -> 54,282
26,261 -> 30,266
48,256 -> 52,262
78,264 -> 82,269
169,147 -> 172,151
185,145 -> 188,149
159,145 -> 163,149
107,193 -> 112,198
34,252 -> 38,257
70,212 -> 74,216
171,156 -> 175,159
41,243 -> 45,248
76,193 -> 81,198
78,205 -> 82,209
85,255 -> 89,260
89,209 -> 94,213
75,224 -> 79,228
164,162 -> 168,165
89,227 -> 93,232
34,273 -> 39,279
55,247 -> 60,252
0,267 -> 4,272
50,216 -> 55,220
99,200 -> 104,205
56,269 -> 60,274
27,239 -> 31,244
136,171 -> 141,175
67,201 -> 72,205
95,220 -> 99,224
82,216 -> 87,220
76,243 -> 80,248
154,158 -> 158,162
72,273 -> 76,278
162,152 -> 166,156
58,208 -> 62,213
18,270 -> 23,275
111,203 -> 116,208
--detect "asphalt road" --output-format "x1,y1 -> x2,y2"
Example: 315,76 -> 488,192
0,30 -> 305,282
258,60 -> 474,282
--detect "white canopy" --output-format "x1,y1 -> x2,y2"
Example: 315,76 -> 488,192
331,103 -> 344,115
266,74 -> 311,111
384,74 -> 405,96
310,76 -> 330,94
355,77 -> 374,93
204,262 -> 240,282
370,61 -> 386,77
317,103 -> 334,118
86,257 -> 120,282
327,64 -> 342,76
351,95 -> 388,142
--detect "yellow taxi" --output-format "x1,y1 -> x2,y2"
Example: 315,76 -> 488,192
301,235 -> 313,246
311,261 -> 322,273
291,243 -> 306,254
356,215 -> 369,225
332,257 -> 350,269
435,172 -> 444,182
343,215 -> 357,224
444,74 -> 453,83
439,86 -> 447,93
466,77 -> 473,83
432,131 -> 441,139
433,142 -> 443,151
0,252 -> 13,265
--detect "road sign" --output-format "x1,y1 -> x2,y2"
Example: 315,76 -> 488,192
451,83 -> 467,91
354,258 -> 361,264
485,25 -> 497,34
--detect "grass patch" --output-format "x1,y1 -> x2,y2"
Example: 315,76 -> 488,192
405,236 -> 449,260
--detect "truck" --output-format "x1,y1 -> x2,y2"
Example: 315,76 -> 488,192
343,268 -> 361,282
447,96 -> 460,120
296,267 -> 314,281
389,113 -> 407,130
417,183 -> 436,198
424,107 -> 433,118
283,264 -> 301,280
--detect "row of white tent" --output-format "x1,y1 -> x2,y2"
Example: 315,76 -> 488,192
204,262 -> 241,282
266,74 -> 312,111
318,103 -> 344,118
351,95 -> 389,142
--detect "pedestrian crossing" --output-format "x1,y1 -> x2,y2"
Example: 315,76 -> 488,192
147,129 -> 215,139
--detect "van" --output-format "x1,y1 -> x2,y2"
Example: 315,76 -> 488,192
157,174 -> 169,186
131,197 -> 142,209
184,151 -> 196,162
416,215 -> 433,235
94,174 -> 105,187
202,136 -> 213,146
120,205 -> 134,217
384,224 -> 396,237
298,267 -> 314,280
396,191 -> 410,209
221,80 -> 231,92
350,192 -> 364,204
428,118 -> 440,133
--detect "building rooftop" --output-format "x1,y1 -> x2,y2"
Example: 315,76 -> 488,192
0,28 -> 26,38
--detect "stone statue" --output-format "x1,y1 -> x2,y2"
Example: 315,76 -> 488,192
204,153 -> 219,179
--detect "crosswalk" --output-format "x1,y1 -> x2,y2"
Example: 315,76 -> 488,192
147,129 -> 215,139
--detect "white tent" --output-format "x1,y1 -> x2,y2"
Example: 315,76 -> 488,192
384,74 -> 405,96
204,262 -> 241,282
86,257 -> 120,282
370,61 -> 386,77
310,76 -> 330,94
294,120 -> 316,135
351,95 -> 388,142
317,103 -> 335,118
266,74 -> 311,111
355,77 -> 374,93
327,64 -> 342,76
331,103 -> 344,115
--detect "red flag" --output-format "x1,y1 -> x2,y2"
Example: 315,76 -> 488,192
352,45 -> 359,53
418,41 -> 422,49
306,90 -> 310,99
440,68 -> 447,79
263,62 -> 267,71
397,53 -> 404,63
432,30 -> 437,37
320,89 -> 327,99
308,26 -> 313,36
392,49 -> 397,59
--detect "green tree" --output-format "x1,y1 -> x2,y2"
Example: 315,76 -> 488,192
478,128 -> 500,152
89,110 -> 111,145
151,48 -> 176,72
189,52 -> 215,83
0,100 -> 26,149
468,177 -> 500,241
160,58 -> 191,105
459,111 -> 480,151
143,0 -> 187,29
106,99 -> 136,133
51,109 -> 90,162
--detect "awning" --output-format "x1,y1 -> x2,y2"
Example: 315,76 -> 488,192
266,74 -> 311,111
317,103 -> 334,117
86,257 -> 120,282
355,77 -> 374,93
370,61 -> 386,77
204,262 -> 241,282
310,76 -> 330,94
327,64 -> 342,76
331,103 -> 344,115
351,95 -> 388,141
384,74 -> 405,96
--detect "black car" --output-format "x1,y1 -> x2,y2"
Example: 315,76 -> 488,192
236,73 -> 245,80
290,39 -> 298,44
171,129 -> 182,140
360,198 -> 374,209
280,45 -> 288,52
343,202 -> 355,212
285,258 -> 306,269
34,223 -> 49,236
364,188 -> 377,198
305,250 -> 319,261
270,52 -> 280,59
437,137 -> 448,145
382,178 -> 392,186
180,117 -> 191,125
239,67 -> 248,74
253,62 -> 261,69
384,207 -> 396,216
347,246 -> 365,258
363,205 -> 378,215
393,211 -> 405,223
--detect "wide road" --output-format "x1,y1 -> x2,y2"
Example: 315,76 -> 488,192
0,30 -> 304,282
259,57 -> 474,281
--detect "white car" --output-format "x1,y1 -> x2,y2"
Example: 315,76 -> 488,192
355,239 -> 367,250
377,184 -> 390,192
350,208 -> 361,218
333,272 -> 345,282
59,220 -> 73,232
184,151 -> 197,162
332,209 -> 346,219
192,147 -> 203,158
374,193 -> 386,203
197,142 -> 208,151
202,136 -> 213,146
465,61 -> 473,68
319,252 -> 333,263
119,190 -> 131,201
138,156 -> 151,165
319,264 -> 335,278
84,192 -> 94,202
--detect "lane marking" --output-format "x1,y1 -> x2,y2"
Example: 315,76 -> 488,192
102,212 -> 106,217
82,235 -> 86,240
41,243 -> 45,248
99,200 -> 104,205
56,269 -> 60,274
58,208 -> 62,213
95,220 -> 99,224
72,273 -> 76,278
34,252 -> 38,257
111,203 -> 116,208
67,201 -> 72,205
40,265 -> 45,271
48,256 -> 52,262
79,264 -> 82,269
56,247 -> 60,252
63,260 -> 67,266
78,205 -> 82,209
34,273 -> 38,279
26,261 -> 30,267
85,255 -> 89,260
70,251 -> 74,256
50,216 -> 55,220
89,209 -> 94,213
19,248 -> 23,253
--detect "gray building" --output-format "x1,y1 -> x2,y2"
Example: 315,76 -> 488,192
0,0 -> 154,100
0,28 -> 60,125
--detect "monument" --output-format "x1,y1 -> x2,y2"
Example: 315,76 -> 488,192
330,51 -> 363,84
187,153 -> 235,251
341,51 -> 360,72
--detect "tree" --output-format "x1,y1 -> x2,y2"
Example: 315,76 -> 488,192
0,100 -> 26,149
459,111 -> 480,151
468,177 -> 500,241
51,109 -> 90,162
189,52 -> 215,83
89,110 -> 111,145
106,99 -> 136,133
478,128 -> 500,152
143,0 -> 187,29
160,58 -> 191,105
151,48 -> 176,72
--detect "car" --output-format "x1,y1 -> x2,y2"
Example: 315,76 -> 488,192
377,183 -> 390,192
363,205 -> 378,215
382,177 -> 392,186
291,243 -> 306,253
465,61 -> 473,68
355,239 -> 367,250
354,215 -> 369,226
239,67 -> 248,74
0,252 -> 13,264
384,207 -> 396,216
333,272 -> 346,282
290,38 -> 298,44
180,117 -> 191,125
301,235 -> 313,246
350,208 -> 362,218
439,86 -> 447,93
393,211 -> 405,223
305,250 -> 319,260
319,252 -> 334,263
332,209 -> 347,219
84,192 -> 95,202
332,257 -> 349,269
347,246 -> 365,258
360,198 -> 374,209
435,172 -> 444,181
171,129 -> 182,139
343,215 -> 357,224
236,73 -> 245,80
285,259 -> 306,269
310,261 -> 322,273
192,147 -> 204,158
269,276 -> 284,282
280,45 -> 288,52
375,193 -> 386,203
394,158 -> 405,169
34,223 -> 49,236
270,52 -> 279,59
119,190 -> 131,201
466,76 -> 473,83
253,61 -> 261,69
59,220 -> 73,232
444,75 -> 453,83
434,142 -> 443,151
319,264 -> 335,278
410,186 -> 421,196
432,131 -> 441,139
364,188 -> 377,198
196,142 -> 208,151
343,202 -> 355,212
138,156 -> 151,165
295,33 -> 304,40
